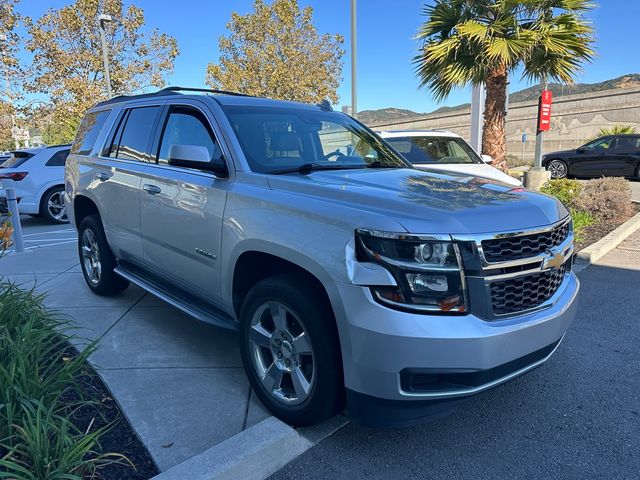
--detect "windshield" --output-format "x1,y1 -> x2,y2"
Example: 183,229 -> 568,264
1,151 -> 36,168
221,106 -> 410,173
385,136 -> 482,165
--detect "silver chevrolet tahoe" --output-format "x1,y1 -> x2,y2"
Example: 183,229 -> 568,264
66,87 -> 579,427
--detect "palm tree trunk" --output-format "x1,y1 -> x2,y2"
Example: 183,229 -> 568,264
482,64 -> 508,171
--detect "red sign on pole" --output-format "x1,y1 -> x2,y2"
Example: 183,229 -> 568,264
537,90 -> 553,132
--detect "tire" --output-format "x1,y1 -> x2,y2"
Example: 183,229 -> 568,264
239,275 -> 343,426
547,159 -> 568,179
77,215 -> 129,296
636,164 -> 640,179
40,186 -> 69,224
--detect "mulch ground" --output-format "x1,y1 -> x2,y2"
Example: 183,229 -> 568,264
66,348 -> 159,480
575,203 -> 639,251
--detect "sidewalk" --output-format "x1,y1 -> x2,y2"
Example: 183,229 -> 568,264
595,227 -> 640,268
0,240 -> 270,472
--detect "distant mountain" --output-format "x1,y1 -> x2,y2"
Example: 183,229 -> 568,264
356,107 -> 424,125
359,74 -> 640,125
510,74 -> 640,103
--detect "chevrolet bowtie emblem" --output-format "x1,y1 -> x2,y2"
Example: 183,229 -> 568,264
542,250 -> 565,270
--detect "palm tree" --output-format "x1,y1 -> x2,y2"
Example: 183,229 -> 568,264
595,125 -> 637,138
414,0 -> 595,170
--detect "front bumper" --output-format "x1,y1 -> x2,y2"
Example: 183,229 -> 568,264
331,272 -> 579,425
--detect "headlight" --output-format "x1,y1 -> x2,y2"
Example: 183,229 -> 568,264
356,229 -> 467,314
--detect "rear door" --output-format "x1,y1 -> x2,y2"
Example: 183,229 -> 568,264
568,136 -> 613,177
139,100 -> 230,305
94,104 -> 163,261
606,136 -> 640,176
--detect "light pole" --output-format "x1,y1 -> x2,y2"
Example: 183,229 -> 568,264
98,14 -> 113,98
350,0 -> 357,118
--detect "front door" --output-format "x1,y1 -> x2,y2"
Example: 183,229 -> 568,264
139,102 -> 230,305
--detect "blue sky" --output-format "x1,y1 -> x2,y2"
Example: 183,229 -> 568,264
16,0 -> 640,113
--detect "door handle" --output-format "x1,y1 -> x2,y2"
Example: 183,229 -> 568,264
96,172 -> 109,182
143,184 -> 161,195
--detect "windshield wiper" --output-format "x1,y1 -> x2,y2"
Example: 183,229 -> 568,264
365,161 -> 403,169
269,163 -> 366,175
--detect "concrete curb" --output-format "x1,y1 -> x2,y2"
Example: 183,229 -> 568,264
151,415 -> 349,480
575,212 -> 640,267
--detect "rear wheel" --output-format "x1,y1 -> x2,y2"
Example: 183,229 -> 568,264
78,215 -> 129,295
239,275 -> 343,426
40,186 -> 68,223
547,159 -> 568,179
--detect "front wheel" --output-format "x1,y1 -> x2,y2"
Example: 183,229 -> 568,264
547,159 -> 568,179
78,215 -> 129,295
239,275 -> 343,426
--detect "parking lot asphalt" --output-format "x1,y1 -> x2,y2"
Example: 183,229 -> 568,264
629,179 -> 640,203
270,234 -> 640,480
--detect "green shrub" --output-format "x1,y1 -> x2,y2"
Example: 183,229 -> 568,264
540,179 -> 582,208
0,400 -> 126,480
573,177 -> 633,224
0,282 -> 127,478
570,210 -> 596,244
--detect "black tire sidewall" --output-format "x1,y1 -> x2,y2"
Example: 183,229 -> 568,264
40,186 -> 68,224
77,215 -> 128,295
239,275 -> 343,426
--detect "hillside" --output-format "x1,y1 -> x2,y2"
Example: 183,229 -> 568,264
356,107 -> 424,125
359,74 -> 640,125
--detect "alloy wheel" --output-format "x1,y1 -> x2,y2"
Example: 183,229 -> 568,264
81,229 -> 102,286
47,191 -> 67,221
248,301 -> 315,405
548,160 -> 567,179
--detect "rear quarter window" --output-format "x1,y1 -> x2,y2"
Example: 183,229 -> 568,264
45,149 -> 71,167
71,109 -> 111,155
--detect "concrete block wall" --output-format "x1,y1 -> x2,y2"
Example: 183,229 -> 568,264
367,87 -> 640,160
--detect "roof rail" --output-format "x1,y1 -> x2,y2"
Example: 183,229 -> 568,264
159,86 -> 251,97
94,86 -> 251,107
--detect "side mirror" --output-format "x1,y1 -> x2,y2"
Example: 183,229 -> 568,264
576,148 -> 585,154
168,144 -> 228,178
481,154 -> 493,164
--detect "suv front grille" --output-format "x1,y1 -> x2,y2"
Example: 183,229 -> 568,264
481,221 -> 570,263
490,261 -> 568,315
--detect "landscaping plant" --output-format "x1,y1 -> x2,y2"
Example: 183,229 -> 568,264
541,177 -> 633,245
572,177 -> 634,224
0,282 -> 127,479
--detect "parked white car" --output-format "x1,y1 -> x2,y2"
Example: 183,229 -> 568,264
0,145 -> 71,223
378,130 -> 521,187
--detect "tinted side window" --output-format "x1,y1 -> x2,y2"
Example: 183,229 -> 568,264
45,149 -> 70,166
583,137 -> 613,150
613,136 -> 640,150
157,106 -> 220,165
109,106 -> 161,162
71,110 -> 111,155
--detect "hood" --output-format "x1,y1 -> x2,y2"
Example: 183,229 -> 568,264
543,149 -> 574,158
266,168 -> 568,235
415,163 -> 522,187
